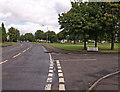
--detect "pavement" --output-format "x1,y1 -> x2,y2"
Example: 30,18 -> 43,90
1,43 -> 119,91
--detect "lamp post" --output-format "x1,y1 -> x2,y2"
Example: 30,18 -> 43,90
42,25 -> 49,43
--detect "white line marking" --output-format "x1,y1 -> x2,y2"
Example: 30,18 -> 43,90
13,53 -> 21,58
47,78 -> 52,82
58,73 -> 63,77
49,70 -> 53,73
56,60 -> 60,64
58,70 -> 62,73
58,66 -> 61,69
27,48 -> 29,50
59,78 -> 65,83
50,64 -> 53,67
23,50 -> 26,53
59,84 -> 65,90
0,60 -> 8,64
80,59 -> 96,61
45,84 -> 52,90
57,64 -> 61,67
48,73 -> 53,77
49,66 -> 53,69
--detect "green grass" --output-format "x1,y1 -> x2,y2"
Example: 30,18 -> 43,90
35,42 -> 119,52
1,42 -> 17,47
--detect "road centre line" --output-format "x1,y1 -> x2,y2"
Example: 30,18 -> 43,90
0,60 -> 8,64
23,50 -> 26,53
13,53 -> 21,58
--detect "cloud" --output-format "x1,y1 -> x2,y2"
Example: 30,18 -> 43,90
0,0 -> 72,34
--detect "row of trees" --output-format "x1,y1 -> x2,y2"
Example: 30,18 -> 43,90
0,23 -> 20,43
58,2 -> 120,50
0,23 -> 58,43
19,30 -> 57,43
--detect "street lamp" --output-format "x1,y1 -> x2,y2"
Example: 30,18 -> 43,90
42,25 -> 49,43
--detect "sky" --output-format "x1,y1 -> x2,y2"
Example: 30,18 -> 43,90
0,0 -> 73,35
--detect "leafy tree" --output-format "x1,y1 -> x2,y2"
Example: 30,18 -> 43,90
45,31 -> 57,43
8,27 -> 20,42
20,34 -> 25,41
58,2 -> 90,49
102,2 -> 120,50
1,22 -> 7,43
0,27 -> 2,42
24,33 -> 35,42
35,30 -> 44,40
57,30 -> 66,40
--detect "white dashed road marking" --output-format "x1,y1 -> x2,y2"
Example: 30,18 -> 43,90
48,73 -> 53,77
0,60 -> 8,64
23,50 -> 26,53
49,66 -> 53,69
59,84 -> 65,90
47,78 -> 52,82
59,78 -> 65,83
56,60 -> 66,91
58,73 -> 63,77
58,66 -> 61,69
13,53 -> 21,58
45,84 -> 52,90
49,70 -> 53,73
58,70 -> 62,73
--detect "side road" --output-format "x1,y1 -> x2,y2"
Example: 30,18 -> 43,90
43,44 -> 119,91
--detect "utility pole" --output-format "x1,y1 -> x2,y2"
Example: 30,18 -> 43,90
47,27 -> 48,43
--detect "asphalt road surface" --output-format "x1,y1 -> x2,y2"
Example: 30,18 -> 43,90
1,43 -> 119,91
2,43 -> 50,90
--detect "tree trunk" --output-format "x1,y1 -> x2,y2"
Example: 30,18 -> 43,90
73,31 -> 76,44
111,32 -> 114,50
83,32 -> 87,50
95,35 -> 97,47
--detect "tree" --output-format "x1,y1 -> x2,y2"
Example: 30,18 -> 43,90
20,34 -> 25,41
102,2 -> 120,50
1,22 -> 7,43
8,27 -> 20,42
45,31 -> 57,43
24,33 -> 35,42
0,27 -> 2,43
57,30 -> 66,40
35,30 -> 44,40
58,2 -> 90,49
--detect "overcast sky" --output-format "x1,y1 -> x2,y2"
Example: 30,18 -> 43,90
0,0 -> 73,35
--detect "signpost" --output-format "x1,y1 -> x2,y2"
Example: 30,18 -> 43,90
87,47 -> 98,51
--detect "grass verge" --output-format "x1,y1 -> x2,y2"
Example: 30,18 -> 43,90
34,42 -> 119,53
1,42 -> 17,47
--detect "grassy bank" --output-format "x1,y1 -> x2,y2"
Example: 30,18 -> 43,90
35,42 -> 119,52
1,42 -> 17,47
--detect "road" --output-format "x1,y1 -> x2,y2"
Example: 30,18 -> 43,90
1,43 -> 119,91
2,43 -> 50,90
